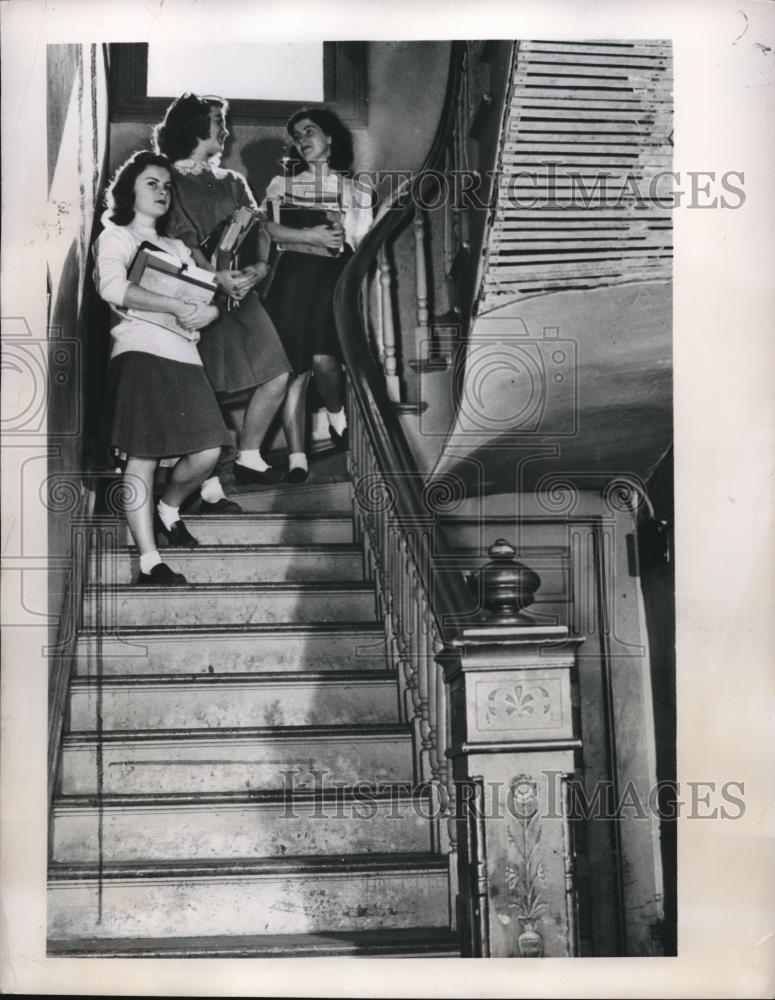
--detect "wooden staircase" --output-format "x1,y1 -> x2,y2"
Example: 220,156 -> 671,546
48,469 -> 459,957
44,41 -> 666,960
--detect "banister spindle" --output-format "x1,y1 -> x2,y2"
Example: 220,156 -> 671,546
378,247 -> 400,402
413,573 -> 433,784
443,148 -> 454,276
371,264 -> 385,366
414,210 -> 430,359
443,147 -> 458,318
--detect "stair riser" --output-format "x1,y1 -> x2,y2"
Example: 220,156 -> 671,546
69,679 -> 399,730
48,869 -> 449,939
52,799 -> 430,862
73,632 -> 389,676
48,940 -> 460,958
231,482 -> 353,514
82,590 -> 377,627
60,736 -> 413,794
133,519 -> 354,545
89,550 -> 364,585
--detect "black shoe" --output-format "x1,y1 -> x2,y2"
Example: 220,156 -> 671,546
135,562 -> 188,586
198,497 -> 244,515
154,513 -> 199,548
233,463 -> 281,486
329,425 -> 349,452
285,465 -> 309,484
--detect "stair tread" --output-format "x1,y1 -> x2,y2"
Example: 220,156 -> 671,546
63,722 -> 410,744
77,620 -> 385,637
228,479 -> 351,500
55,463 -> 451,948
98,543 -> 362,555
53,782 -> 427,809
69,670 -> 395,688
47,925 -> 459,957
85,581 -> 374,593
96,512 -> 355,546
95,512 -> 353,522
49,852 -> 448,879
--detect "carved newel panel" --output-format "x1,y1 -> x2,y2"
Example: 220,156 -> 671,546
440,540 -> 583,957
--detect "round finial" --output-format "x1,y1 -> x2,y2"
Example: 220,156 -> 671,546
468,538 -> 541,623
488,538 -> 518,560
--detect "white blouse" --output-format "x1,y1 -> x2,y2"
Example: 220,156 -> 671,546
262,167 -> 373,250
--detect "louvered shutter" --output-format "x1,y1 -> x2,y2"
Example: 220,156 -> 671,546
479,40 -> 673,312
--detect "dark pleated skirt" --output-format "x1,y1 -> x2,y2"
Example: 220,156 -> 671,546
106,352 -> 232,460
198,290 -> 291,399
264,247 -> 352,373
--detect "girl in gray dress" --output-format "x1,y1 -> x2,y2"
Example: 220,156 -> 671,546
154,93 -> 291,511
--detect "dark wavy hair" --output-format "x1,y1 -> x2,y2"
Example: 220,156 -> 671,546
152,92 -> 228,163
283,107 -> 354,177
104,150 -> 173,229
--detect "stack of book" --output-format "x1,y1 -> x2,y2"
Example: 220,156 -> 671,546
126,242 -> 218,335
201,206 -> 260,270
269,195 -> 343,257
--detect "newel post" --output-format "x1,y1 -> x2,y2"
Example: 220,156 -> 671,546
438,540 -> 583,957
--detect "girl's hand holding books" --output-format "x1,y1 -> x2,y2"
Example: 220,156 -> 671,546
240,262 -> 269,285
215,269 -> 250,296
175,299 -> 218,331
217,267 -> 265,304
225,263 -> 269,302
305,223 -> 344,251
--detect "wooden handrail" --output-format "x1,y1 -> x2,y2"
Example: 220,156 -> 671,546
333,41 -> 471,645
333,48 -> 584,956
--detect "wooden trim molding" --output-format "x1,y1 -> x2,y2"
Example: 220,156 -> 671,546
108,42 -> 368,127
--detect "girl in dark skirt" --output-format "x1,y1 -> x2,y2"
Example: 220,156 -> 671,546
154,94 -> 292,509
94,151 -> 232,585
262,107 -> 373,482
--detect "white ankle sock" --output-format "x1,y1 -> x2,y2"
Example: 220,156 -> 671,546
288,452 -> 308,472
200,476 -> 226,503
236,449 -> 270,473
157,500 -> 180,530
327,408 -> 347,433
139,550 -> 162,575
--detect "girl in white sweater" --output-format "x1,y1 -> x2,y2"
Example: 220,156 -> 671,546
94,151 -> 232,585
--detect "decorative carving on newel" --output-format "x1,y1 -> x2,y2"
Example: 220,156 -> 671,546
485,682 -> 553,725
497,775 -> 547,957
